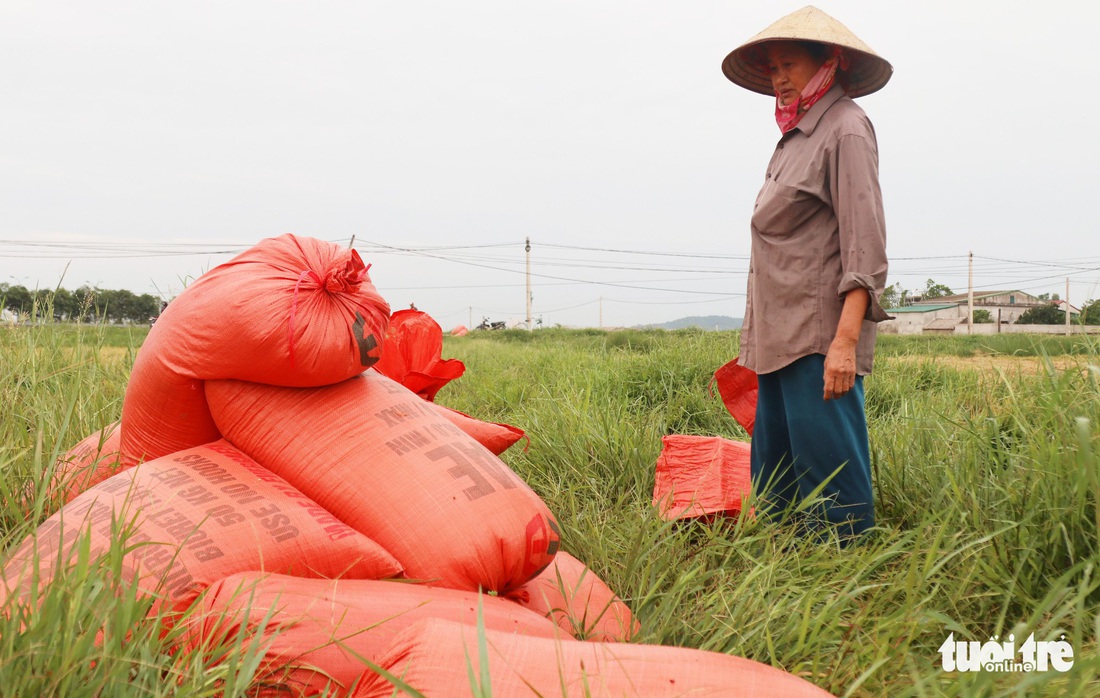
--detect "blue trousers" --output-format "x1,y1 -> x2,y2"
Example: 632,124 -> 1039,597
750,353 -> 875,539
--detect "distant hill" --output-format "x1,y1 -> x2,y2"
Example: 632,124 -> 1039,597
638,315 -> 742,331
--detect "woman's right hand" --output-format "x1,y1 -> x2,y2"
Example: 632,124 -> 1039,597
823,338 -> 857,400
823,288 -> 869,400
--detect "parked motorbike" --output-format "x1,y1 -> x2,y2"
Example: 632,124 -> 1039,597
476,317 -> 507,331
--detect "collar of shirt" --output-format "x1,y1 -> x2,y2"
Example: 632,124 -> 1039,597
785,84 -> 846,139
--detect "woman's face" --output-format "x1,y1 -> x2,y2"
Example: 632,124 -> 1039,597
765,42 -> 825,106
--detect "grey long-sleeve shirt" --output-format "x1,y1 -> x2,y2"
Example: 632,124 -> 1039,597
740,84 -> 890,376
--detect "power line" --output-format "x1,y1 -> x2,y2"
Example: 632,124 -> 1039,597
605,294 -> 744,305
4,237 -> 1095,311
973,254 -> 1100,272
3,237 -> 1095,274
358,239 -> 737,297
538,242 -> 749,260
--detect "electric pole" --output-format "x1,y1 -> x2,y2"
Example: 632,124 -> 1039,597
1066,277 -> 1071,336
525,237 -> 532,327
967,251 -> 974,334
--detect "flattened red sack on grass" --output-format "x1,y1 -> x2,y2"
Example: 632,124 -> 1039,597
1,441 -> 402,615
120,234 -> 389,465
435,405 -> 527,455
372,309 -> 465,401
50,422 -> 123,503
352,619 -> 835,698
652,435 -> 752,522
206,370 -> 560,593
187,572 -> 563,696
504,551 -> 637,641
713,355 -> 758,435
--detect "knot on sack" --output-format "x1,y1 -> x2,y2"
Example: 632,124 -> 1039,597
287,268 -> 324,370
285,254 -> 374,369
323,249 -> 369,294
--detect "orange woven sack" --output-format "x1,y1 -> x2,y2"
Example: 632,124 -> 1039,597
652,435 -> 752,522
504,551 -> 637,641
372,309 -> 465,401
713,356 -> 758,435
120,234 -> 389,465
205,370 -> 560,593
1,441 -> 402,616
352,619 -> 835,697
49,422 -> 123,503
186,571 -> 563,696
435,406 -> 527,456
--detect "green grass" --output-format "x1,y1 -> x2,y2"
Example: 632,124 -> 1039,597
2,324 -> 1098,696
875,332 -> 1098,358
439,330 -> 1100,697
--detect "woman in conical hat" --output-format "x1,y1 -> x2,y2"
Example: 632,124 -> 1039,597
722,6 -> 891,542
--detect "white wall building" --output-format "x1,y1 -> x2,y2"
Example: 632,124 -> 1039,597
880,290 -> 1081,335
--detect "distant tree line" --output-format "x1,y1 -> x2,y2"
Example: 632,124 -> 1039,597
1017,298 -> 1100,325
880,278 -> 955,310
1082,299 -> 1100,325
0,284 -> 163,324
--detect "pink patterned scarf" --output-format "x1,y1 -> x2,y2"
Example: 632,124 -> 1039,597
774,48 -> 847,134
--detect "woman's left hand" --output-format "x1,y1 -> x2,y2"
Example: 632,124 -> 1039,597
823,338 -> 857,400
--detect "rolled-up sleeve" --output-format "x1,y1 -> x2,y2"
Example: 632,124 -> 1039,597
831,133 -> 891,322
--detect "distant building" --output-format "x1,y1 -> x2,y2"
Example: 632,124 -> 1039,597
881,290 -> 1080,335
1052,299 -> 1082,318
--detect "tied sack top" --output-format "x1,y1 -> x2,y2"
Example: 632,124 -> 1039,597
740,84 -> 890,376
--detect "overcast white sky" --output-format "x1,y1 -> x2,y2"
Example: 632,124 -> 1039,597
2,1 -> 1097,329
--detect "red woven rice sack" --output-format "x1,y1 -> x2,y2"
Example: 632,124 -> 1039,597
120,234 -> 389,465
504,551 -> 637,641
187,571 -> 563,696
652,435 -> 752,522
50,422 -> 123,503
435,406 -> 526,456
205,370 -> 560,593
713,356 -> 758,435
352,619 -> 835,697
1,441 -> 401,615
372,309 -> 465,401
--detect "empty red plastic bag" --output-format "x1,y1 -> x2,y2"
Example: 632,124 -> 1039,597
372,309 -> 465,401
713,355 -> 758,435
652,434 -> 752,522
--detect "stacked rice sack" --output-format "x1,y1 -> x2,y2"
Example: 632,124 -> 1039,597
11,232 -> 558,594
4,235 -> 830,697
352,619 -> 833,697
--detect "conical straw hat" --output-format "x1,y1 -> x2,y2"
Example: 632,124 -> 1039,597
722,6 -> 892,98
